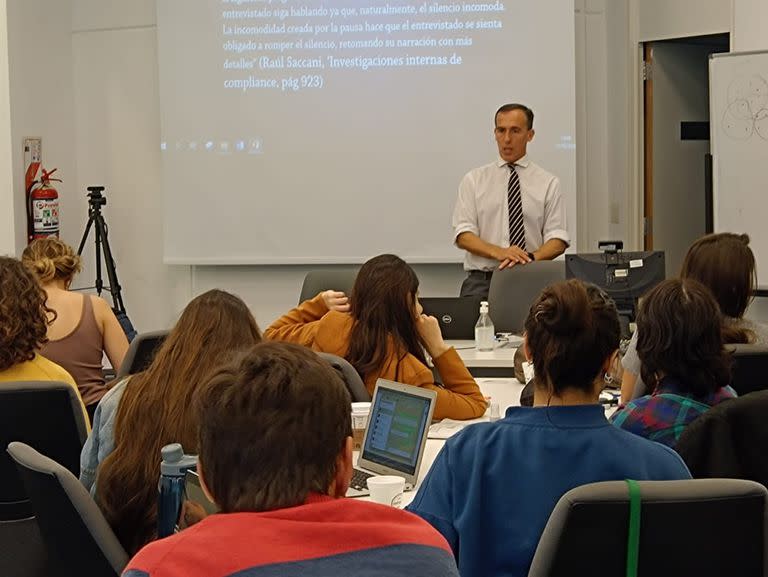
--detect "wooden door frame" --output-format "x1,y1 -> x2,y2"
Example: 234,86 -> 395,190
643,42 -> 654,251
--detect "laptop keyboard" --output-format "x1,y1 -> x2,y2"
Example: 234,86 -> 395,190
350,468 -> 374,491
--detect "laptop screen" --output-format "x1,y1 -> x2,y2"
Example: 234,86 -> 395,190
360,385 -> 433,476
420,296 -> 482,340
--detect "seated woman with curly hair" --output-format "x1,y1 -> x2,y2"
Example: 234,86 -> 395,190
22,238 -> 129,421
0,256 -> 88,421
611,278 -> 736,447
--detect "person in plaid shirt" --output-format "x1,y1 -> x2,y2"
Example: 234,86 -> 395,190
612,278 -> 736,447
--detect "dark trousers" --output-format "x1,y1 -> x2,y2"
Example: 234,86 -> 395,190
460,270 -> 493,300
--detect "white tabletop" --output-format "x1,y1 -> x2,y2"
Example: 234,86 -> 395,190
448,340 -> 519,368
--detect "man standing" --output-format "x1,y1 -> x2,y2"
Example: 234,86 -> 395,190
123,342 -> 459,577
453,103 -> 570,298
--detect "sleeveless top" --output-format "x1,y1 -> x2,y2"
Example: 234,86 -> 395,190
41,295 -> 107,407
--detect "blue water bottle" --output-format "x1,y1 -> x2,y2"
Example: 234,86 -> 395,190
157,443 -> 197,538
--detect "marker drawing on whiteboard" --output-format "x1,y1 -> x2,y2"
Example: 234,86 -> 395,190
723,74 -> 768,141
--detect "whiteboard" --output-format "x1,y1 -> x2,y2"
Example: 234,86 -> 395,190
710,51 -> 768,286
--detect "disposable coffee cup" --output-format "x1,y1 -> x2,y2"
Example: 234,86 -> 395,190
351,402 -> 371,451
367,475 -> 406,507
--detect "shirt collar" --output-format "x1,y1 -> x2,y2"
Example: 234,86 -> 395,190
653,376 -> 685,396
653,375 -> 731,403
304,493 -> 334,505
502,404 -> 609,428
496,154 -> 530,169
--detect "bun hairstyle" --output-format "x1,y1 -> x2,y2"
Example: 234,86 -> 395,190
524,279 -> 620,396
637,278 -> 731,398
22,238 -> 82,285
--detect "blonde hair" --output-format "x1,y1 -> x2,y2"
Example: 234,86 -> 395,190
22,238 -> 82,284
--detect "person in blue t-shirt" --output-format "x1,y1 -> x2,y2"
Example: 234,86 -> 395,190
406,279 -> 691,577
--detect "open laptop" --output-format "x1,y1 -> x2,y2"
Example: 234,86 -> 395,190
420,296 -> 482,340
346,379 -> 437,498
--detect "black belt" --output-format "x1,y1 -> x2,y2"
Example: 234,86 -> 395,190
467,270 -> 494,280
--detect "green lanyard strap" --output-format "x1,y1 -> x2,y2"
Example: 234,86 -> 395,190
625,479 -> 641,577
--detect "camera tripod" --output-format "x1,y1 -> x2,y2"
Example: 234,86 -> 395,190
76,186 -> 136,340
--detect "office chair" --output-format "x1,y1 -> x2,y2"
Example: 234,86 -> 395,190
8,442 -> 128,577
727,343 -> 768,396
116,329 -> 168,379
0,380 -> 90,577
676,390 -> 768,488
529,479 -> 767,577
317,352 -> 372,402
488,261 -> 565,334
299,268 -> 359,304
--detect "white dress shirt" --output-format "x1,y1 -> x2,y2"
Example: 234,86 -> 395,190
452,156 -> 570,271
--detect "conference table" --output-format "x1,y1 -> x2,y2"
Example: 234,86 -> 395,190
445,339 -> 520,378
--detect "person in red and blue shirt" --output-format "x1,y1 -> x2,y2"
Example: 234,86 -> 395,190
123,342 -> 459,577
612,278 -> 737,448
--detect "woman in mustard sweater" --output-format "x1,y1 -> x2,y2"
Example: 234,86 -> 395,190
266,254 -> 486,420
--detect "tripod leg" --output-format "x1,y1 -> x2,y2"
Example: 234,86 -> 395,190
93,214 -> 125,314
77,214 -> 95,255
94,215 -> 103,296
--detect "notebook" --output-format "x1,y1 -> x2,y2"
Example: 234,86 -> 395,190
420,296 -> 483,340
346,379 -> 436,498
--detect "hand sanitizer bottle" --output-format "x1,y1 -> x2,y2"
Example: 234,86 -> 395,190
475,301 -> 495,351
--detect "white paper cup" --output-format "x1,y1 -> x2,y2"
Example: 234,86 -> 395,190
367,475 -> 406,507
351,402 -> 371,450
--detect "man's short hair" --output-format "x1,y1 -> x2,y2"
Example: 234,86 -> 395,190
195,342 -> 352,512
495,103 -> 534,130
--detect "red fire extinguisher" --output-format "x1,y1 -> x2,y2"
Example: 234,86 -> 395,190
26,167 -> 61,241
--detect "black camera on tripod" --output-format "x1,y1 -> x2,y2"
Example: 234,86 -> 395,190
86,185 -> 107,207
77,186 -> 136,341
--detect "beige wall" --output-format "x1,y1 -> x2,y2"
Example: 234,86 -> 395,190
733,0 -> 768,50
0,1 -> 14,255
638,0 -> 731,41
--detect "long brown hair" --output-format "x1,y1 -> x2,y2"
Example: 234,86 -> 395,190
96,290 -> 261,554
680,232 -> 755,343
346,254 -> 427,379
0,257 -> 54,371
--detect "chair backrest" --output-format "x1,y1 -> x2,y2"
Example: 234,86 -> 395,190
529,479 -> 768,577
487,261 -> 565,334
316,352 -> 372,402
7,442 -> 129,577
676,390 -> 768,488
727,343 -> 768,396
299,268 -> 359,304
0,517 -> 49,577
0,381 -> 88,519
116,329 -> 168,379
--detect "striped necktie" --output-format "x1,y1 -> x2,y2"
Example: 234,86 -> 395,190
507,163 -> 526,249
